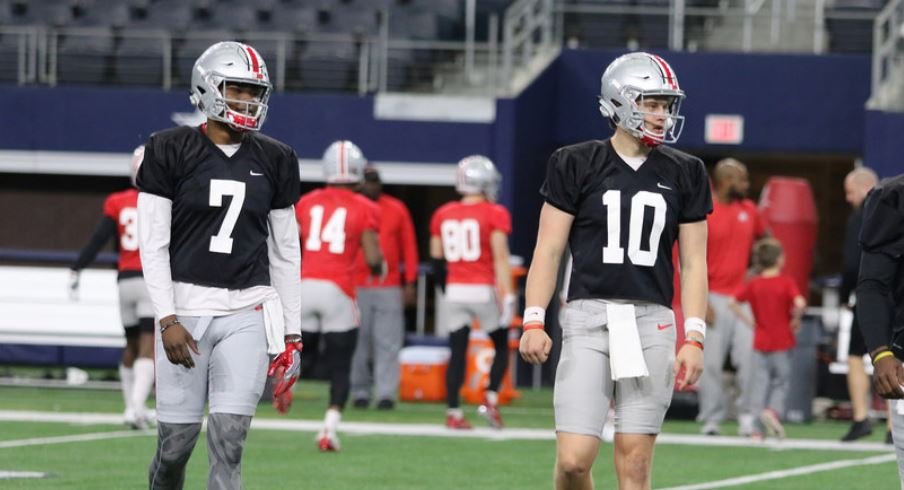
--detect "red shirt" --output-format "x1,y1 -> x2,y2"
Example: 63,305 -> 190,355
104,189 -> 142,272
735,274 -> 801,352
430,200 -> 511,286
707,199 -> 766,295
296,187 -> 379,299
354,194 -> 419,288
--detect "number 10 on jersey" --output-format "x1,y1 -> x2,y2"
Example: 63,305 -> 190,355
601,190 -> 666,267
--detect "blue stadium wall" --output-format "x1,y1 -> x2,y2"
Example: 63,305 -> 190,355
2,48 -> 888,260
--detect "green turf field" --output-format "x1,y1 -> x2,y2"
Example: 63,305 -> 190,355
0,382 -> 898,489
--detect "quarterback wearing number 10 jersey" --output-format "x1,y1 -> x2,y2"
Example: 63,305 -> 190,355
542,139 -> 712,307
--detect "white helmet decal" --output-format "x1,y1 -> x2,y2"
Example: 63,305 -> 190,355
322,140 -> 367,184
598,52 -> 686,146
189,41 -> 272,132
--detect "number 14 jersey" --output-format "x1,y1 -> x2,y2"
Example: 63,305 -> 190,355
296,187 -> 380,299
541,139 -> 712,307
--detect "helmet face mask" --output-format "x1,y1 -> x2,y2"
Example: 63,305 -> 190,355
456,155 -> 501,201
190,42 -> 272,132
598,52 -> 686,146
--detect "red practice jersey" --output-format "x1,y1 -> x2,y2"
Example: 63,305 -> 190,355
104,189 -> 142,272
430,200 -> 511,286
707,199 -> 767,295
735,274 -> 801,352
355,194 -> 419,288
296,187 -> 380,298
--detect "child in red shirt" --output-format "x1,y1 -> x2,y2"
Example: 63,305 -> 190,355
730,238 -> 807,440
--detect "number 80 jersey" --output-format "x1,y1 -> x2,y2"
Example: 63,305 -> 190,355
430,200 -> 512,286
541,139 -> 712,307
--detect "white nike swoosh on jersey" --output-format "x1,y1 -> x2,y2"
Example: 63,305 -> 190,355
250,170 -> 264,176
657,183 -> 672,190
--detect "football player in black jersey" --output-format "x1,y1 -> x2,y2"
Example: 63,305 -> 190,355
137,42 -> 303,490
855,173 -> 904,479
519,52 -> 710,490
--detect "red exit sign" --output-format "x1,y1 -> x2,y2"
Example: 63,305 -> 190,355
705,115 -> 744,144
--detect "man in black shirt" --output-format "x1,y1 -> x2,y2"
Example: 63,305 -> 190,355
137,41 -> 302,490
857,173 -> 904,481
520,52 -> 710,490
838,167 -> 879,442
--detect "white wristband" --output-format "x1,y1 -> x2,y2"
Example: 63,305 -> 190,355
523,306 -> 546,325
684,317 -> 706,340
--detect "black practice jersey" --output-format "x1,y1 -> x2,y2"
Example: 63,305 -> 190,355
137,125 -> 301,289
856,174 -> 904,352
541,139 -> 712,307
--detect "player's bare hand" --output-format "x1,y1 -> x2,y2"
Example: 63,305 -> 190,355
161,322 -> 199,369
873,356 -> 904,399
674,343 -> 704,391
519,329 -> 552,365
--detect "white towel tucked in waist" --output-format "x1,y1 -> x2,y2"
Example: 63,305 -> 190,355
606,303 -> 648,380
263,296 -> 286,355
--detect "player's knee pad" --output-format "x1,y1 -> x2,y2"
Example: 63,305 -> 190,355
155,422 -> 202,466
449,326 -> 470,355
207,413 -> 251,465
299,331 -> 321,377
324,329 -> 359,364
124,326 -> 141,341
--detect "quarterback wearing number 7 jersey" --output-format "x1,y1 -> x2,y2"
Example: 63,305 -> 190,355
295,140 -> 384,452
137,41 -> 302,490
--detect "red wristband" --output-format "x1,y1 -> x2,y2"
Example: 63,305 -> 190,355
523,322 -> 545,331
685,339 -> 704,351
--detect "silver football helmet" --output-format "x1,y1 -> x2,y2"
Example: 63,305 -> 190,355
322,140 -> 367,184
598,52 -> 685,146
456,155 -> 501,201
189,41 -> 272,132
129,144 -> 145,188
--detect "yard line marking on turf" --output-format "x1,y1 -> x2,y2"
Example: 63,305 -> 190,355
0,470 -> 51,479
657,453 -> 898,490
0,430 -> 149,449
0,410 -> 894,453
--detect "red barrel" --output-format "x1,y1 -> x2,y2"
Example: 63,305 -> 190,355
757,177 -> 818,297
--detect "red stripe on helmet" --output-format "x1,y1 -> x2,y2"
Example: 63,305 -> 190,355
244,45 -> 263,80
650,54 -> 678,90
339,141 -> 347,179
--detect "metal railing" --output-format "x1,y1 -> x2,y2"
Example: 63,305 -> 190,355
869,0 -> 902,109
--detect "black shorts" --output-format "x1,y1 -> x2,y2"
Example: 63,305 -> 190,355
848,309 -> 868,357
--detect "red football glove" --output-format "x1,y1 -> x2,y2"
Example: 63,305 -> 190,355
272,380 -> 293,414
268,339 -> 303,402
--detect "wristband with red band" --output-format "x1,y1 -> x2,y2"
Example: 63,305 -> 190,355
685,339 -> 704,350
523,323 -> 545,331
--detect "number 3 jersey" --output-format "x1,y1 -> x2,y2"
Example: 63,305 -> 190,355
541,139 -> 712,307
136,125 -> 301,290
104,189 -> 142,272
295,187 -> 380,299
430,201 -> 512,286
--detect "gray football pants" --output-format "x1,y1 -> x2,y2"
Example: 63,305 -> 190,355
697,292 -> 755,424
890,399 -> 904,487
350,287 -> 404,402
749,349 -> 791,423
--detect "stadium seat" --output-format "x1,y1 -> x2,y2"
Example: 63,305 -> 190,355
202,3 -> 259,32
9,1 -> 74,27
388,9 -> 438,40
268,5 -> 319,34
323,7 -> 381,37
72,0 -> 131,28
297,38 -> 358,91
135,0 -> 195,31
114,34 -> 166,87
56,28 -> 115,84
